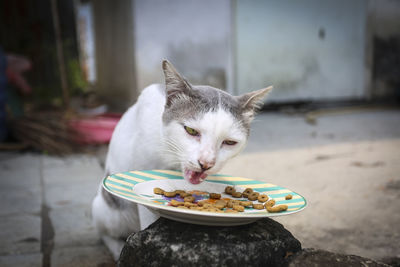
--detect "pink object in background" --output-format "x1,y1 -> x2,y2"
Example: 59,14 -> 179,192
69,113 -> 121,144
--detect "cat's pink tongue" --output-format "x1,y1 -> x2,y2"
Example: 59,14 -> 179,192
185,170 -> 208,184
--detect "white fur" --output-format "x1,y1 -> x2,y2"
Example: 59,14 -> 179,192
163,108 -> 247,176
92,83 -> 249,260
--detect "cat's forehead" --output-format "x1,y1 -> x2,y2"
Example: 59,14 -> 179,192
162,85 -> 244,125
188,108 -> 245,139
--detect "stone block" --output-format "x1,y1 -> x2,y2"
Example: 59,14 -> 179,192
51,246 -> 114,267
0,253 -> 42,267
287,248 -> 390,267
0,214 -> 41,255
0,186 -> 41,216
50,205 -> 100,249
119,217 -> 301,267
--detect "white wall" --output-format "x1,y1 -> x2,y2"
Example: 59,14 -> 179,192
235,0 -> 368,102
134,0 -> 232,92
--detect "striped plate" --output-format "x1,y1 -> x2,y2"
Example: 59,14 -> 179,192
103,170 -> 307,226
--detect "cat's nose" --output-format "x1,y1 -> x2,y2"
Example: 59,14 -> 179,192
198,160 -> 214,171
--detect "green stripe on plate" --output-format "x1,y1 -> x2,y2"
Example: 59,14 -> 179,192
105,179 -> 133,189
118,172 -> 163,181
276,204 -> 305,209
146,170 -> 184,179
267,192 -> 299,198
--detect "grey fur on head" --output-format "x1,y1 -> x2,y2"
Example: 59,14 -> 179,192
161,60 -> 272,131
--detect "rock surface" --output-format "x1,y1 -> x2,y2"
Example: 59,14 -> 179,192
119,217 -> 301,267
287,248 -> 390,267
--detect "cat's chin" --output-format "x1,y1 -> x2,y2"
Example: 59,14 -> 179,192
184,169 -> 208,185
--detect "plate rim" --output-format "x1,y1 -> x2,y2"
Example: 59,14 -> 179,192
102,170 -> 308,220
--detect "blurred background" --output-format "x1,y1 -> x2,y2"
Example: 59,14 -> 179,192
0,0 -> 399,266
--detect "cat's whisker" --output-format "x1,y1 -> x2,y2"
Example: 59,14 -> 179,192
164,139 -> 183,152
160,146 -> 182,156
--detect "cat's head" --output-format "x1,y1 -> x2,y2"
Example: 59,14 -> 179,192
161,60 -> 272,184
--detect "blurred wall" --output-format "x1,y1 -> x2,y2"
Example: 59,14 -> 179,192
369,0 -> 400,99
92,0 -> 137,111
133,0 -> 232,93
235,0 -> 368,102
86,0 -> 399,110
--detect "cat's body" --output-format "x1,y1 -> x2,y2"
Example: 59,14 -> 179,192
92,60 -> 272,260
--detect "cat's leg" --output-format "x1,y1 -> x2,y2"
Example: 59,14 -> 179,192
138,204 -> 160,230
92,185 -> 141,260
101,235 -> 126,261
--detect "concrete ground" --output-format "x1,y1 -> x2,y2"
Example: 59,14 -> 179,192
0,108 -> 399,266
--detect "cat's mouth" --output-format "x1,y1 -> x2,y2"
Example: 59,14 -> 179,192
184,169 -> 208,184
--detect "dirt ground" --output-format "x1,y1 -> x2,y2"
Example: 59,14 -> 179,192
1,109 -> 399,266
221,110 -> 400,261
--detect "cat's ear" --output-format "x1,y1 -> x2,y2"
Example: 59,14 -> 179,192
238,86 -> 273,123
162,60 -> 192,107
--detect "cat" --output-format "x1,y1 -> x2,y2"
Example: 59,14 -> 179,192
91,60 -> 272,260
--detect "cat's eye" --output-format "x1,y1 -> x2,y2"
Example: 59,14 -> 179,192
223,140 -> 237,146
184,126 -> 200,136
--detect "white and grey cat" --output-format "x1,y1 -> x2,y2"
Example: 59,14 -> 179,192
92,60 -> 272,260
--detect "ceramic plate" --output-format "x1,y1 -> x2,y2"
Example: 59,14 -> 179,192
103,170 -> 307,226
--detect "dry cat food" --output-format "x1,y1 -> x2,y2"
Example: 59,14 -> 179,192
232,191 -> 242,198
265,199 -> 276,207
180,192 -> 191,198
153,187 -> 164,195
266,204 -> 288,213
184,196 -> 195,203
247,192 -> 260,201
243,188 -> 253,195
154,186 -> 290,214
163,191 -> 177,197
257,194 -> 269,203
209,193 -> 221,199
252,203 -> 264,210
222,186 -> 289,213
233,205 -> 245,212
224,186 -> 235,195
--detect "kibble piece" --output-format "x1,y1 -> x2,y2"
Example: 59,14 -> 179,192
203,203 -> 213,209
248,192 -> 260,201
215,200 -> 227,209
243,188 -> 253,195
266,204 -> 288,213
229,200 -> 241,207
252,203 -> 264,210
170,199 -> 184,207
224,186 -> 235,195
164,191 -> 177,197
184,202 -> 197,208
233,205 -> 245,212
209,193 -> 221,199
197,200 -> 208,207
175,190 -> 185,195
258,194 -> 269,203
265,199 -> 276,207
285,194 -> 293,200
232,192 -> 242,198
239,201 -> 252,207
184,196 -> 195,203
153,187 -> 164,195
180,192 -> 191,198
177,206 -> 189,209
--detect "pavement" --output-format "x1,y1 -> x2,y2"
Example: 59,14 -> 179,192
0,108 -> 399,266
